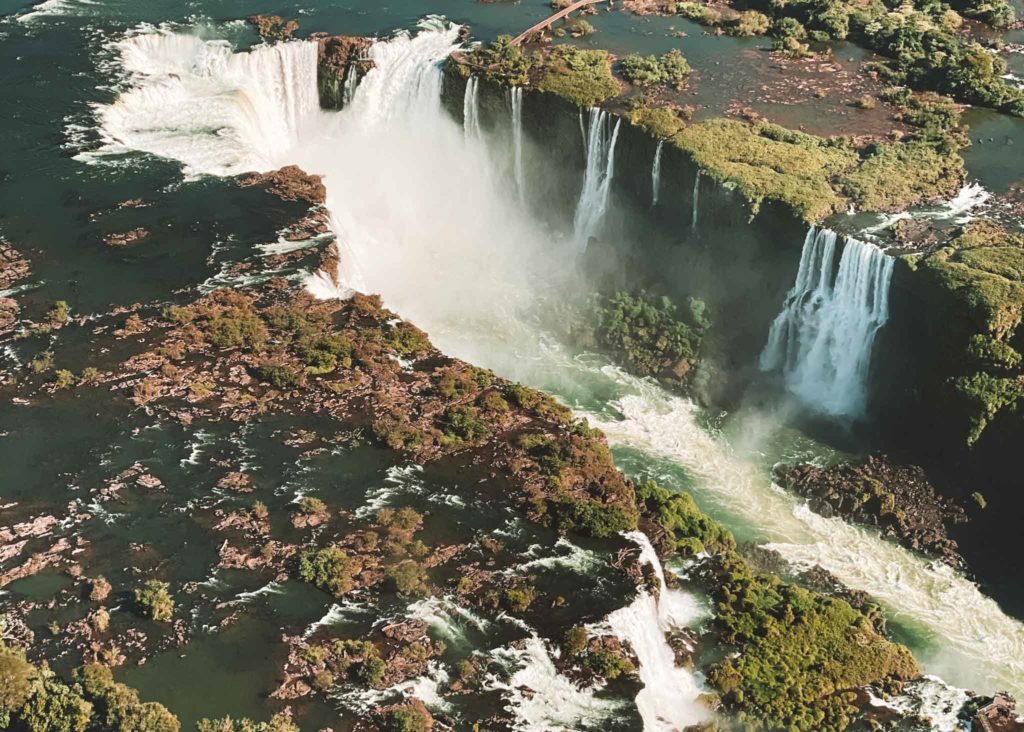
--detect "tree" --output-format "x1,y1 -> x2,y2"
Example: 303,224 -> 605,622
135,580 -> 174,622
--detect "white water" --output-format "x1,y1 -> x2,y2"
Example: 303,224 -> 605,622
690,168 -> 701,231
651,140 -> 663,207
463,75 -> 482,141
88,18 -> 1024,708
574,108 -> 621,249
603,532 -> 707,730
509,85 -> 525,203
486,635 -> 620,731
342,63 -> 360,107
760,228 -> 895,418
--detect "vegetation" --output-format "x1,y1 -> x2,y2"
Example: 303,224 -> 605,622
134,580 -> 174,622
439,405 -> 491,446
574,290 -> 708,382
0,646 -> 179,732
619,50 -> 691,89
298,547 -> 356,597
197,714 -> 298,732
535,46 -> 620,107
636,480 -> 734,556
916,221 -> 1024,444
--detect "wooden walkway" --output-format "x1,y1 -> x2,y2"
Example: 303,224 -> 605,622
510,0 -> 612,46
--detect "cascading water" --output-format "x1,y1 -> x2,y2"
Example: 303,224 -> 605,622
603,531 -> 706,731
342,63 -> 360,106
86,32 -> 320,176
573,108 -> 621,248
509,86 -> 525,203
651,140 -> 663,207
463,74 -> 482,141
760,228 -> 895,417
88,18 -> 1024,712
690,168 -> 701,231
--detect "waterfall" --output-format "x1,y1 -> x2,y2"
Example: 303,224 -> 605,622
604,531 -> 707,731
760,228 -> 895,417
342,63 -> 360,107
508,86 -> 525,203
463,75 -> 482,141
690,168 -> 701,231
651,140 -> 663,207
87,33 -> 320,176
573,108 -> 621,248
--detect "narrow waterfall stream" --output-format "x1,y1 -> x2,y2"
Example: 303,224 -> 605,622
690,168 -> 701,232
651,140 -> 663,207
84,19 -> 1024,721
342,63 -> 359,106
509,85 -> 525,203
462,74 -> 482,141
574,107 -> 621,248
760,228 -> 895,417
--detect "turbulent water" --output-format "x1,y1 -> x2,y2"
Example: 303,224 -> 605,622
603,532 -> 707,731
574,108 -> 621,248
84,17 -> 1024,720
760,228 -> 895,417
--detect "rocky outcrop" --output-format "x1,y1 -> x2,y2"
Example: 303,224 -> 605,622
774,456 -> 967,567
103,228 -> 150,247
240,165 -> 326,205
247,14 -> 299,41
315,34 -> 374,109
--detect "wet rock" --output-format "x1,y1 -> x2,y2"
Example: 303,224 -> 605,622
247,14 -> 299,41
0,239 -> 29,290
775,455 -> 967,567
239,165 -> 326,206
104,228 -> 150,247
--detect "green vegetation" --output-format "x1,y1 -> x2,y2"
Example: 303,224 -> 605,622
678,119 -> 858,220
134,580 -> 174,622
636,480 -> 734,556
619,50 -> 691,89
439,405 -> 491,446
197,714 -> 298,732
0,646 -> 179,732
299,547 -> 356,597
574,290 -> 708,381
535,46 -> 620,108
842,138 -> 963,212
916,221 -> 1024,444
458,34 -> 534,86
387,560 -> 429,596
707,554 -> 918,730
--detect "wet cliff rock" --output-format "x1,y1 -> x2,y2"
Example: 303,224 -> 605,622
315,34 -> 374,109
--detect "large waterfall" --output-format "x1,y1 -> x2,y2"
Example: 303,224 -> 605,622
88,32 -> 320,176
651,140 -> 663,207
604,532 -> 707,731
85,18 -> 1024,712
463,75 -> 482,141
573,107 -> 621,248
760,228 -> 895,417
509,86 -> 525,203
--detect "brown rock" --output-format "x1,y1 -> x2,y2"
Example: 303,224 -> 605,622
240,166 -> 326,206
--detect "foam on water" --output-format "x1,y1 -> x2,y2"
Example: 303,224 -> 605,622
580,366 -> 1024,697
486,636 -> 620,731
601,532 -> 707,730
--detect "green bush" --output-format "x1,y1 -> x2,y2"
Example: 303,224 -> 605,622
620,50 -> 691,89
299,547 -> 356,597
440,406 -> 490,446
135,580 -> 174,622
536,47 -> 619,107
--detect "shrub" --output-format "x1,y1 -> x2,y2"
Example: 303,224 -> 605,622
387,560 -> 428,596
440,406 -> 490,446
0,645 -> 36,717
207,310 -> 267,352
620,50 -> 691,89
197,714 -> 298,732
299,496 -> 327,515
29,351 -> 54,374
356,654 -> 386,686
47,301 -> 70,326
503,584 -> 536,613
384,704 -> 432,732
636,480 -> 735,556
134,580 -> 174,622
76,664 -> 179,732
299,547 -> 355,597
256,360 -> 300,389
53,370 -> 76,389
536,46 -> 619,107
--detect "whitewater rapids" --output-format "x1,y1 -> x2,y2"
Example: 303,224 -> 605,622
83,17 -> 1024,712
